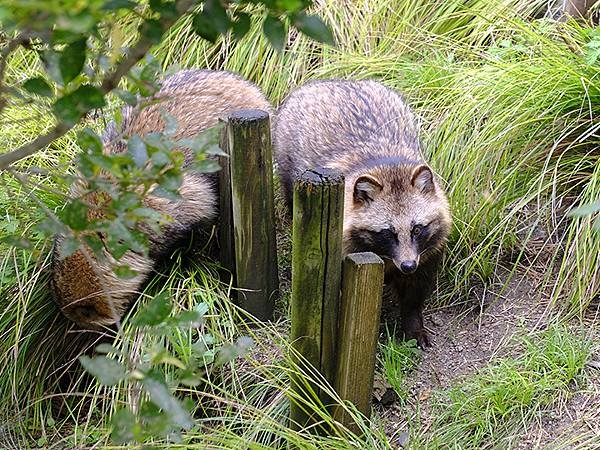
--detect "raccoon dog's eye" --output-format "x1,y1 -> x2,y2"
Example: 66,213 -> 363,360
412,225 -> 424,237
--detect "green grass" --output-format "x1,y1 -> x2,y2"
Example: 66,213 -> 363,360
410,326 -> 592,449
1,0 -> 600,447
379,334 -> 421,404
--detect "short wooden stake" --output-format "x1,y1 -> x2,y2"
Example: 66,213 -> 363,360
333,252 -> 384,435
289,168 -> 344,430
227,109 -> 279,322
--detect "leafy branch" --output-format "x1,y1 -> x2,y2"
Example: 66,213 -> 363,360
0,0 -> 195,170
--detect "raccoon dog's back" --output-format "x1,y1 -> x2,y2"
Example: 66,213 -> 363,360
274,79 -> 422,193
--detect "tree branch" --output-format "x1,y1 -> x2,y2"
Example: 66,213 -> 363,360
0,0 -> 196,171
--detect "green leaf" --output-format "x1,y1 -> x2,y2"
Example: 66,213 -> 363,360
54,85 -> 106,125
114,88 -> 138,106
59,38 -> 87,84
192,11 -> 219,43
161,110 -> 179,136
128,135 -> 148,168
82,234 -> 107,258
56,236 -> 81,259
232,12 -> 251,40
105,224 -> 133,260
192,159 -> 221,173
144,132 -> 171,153
141,374 -> 193,429
277,0 -> 306,12
168,310 -> 203,328
215,336 -> 255,366
205,144 -> 228,157
568,200 -> 600,217
204,0 -> 230,34
1,235 -> 32,250
51,92 -> 77,123
263,15 -> 287,53
194,302 -> 209,316
77,85 -> 107,109
41,50 -> 62,84
95,343 -> 121,355
292,13 -> 335,46
159,168 -> 183,192
149,0 -> 179,20
103,0 -> 137,10
111,409 -> 141,444
114,264 -> 138,279
140,57 -> 162,82
138,401 -> 177,438
141,18 -> 164,44
77,128 -> 103,154
132,292 -> 172,327
22,77 -> 53,97
60,199 -> 89,231
36,217 -> 67,236
79,355 -> 127,386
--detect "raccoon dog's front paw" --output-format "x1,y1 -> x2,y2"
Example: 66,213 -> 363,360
401,314 -> 431,349
404,328 -> 431,349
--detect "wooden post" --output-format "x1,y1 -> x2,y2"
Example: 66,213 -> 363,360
333,252 -> 384,435
217,123 -> 235,279
227,109 -> 279,322
289,168 -> 344,430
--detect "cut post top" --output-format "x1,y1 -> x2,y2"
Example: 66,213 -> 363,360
226,109 -> 270,124
295,167 -> 345,187
345,252 -> 384,266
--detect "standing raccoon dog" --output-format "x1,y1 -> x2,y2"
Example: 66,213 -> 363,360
273,79 -> 451,348
51,69 -> 272,328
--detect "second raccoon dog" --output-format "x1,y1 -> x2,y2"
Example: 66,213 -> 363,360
273,79 -> 451,347
51,69 -> 272,328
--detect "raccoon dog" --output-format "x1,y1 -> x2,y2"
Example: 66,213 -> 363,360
51,69 -> 272,328
273,79 -> 451,347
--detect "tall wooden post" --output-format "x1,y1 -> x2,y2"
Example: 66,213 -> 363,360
289,168 -> 344,429
227,109 -> 279,322
333,252 -> 384,435
218,124 -> 235,279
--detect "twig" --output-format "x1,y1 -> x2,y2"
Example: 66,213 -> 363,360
0,0 -> 195,171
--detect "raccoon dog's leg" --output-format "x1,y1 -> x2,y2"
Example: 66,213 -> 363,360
394,277 -> 430,348
392,254 -> 442,349
381,278 -> 427,347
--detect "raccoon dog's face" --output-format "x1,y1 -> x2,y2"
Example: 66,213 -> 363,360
344,164 -> 451,274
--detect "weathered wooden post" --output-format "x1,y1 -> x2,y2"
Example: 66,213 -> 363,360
289,168 -> 344,430
333,252 -> 384,435
217,126 -> 235,278
226,109 -> 279,321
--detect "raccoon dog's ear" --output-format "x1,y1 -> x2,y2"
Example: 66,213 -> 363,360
411,165 -> 435,193
353,175 -> 383,204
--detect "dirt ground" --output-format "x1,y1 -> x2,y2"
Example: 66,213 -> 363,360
377,266 -> 600,449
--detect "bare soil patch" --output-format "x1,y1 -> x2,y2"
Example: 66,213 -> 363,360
377,267 -> 600,449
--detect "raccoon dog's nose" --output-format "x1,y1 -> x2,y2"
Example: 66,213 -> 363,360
400,260 -> 417,274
